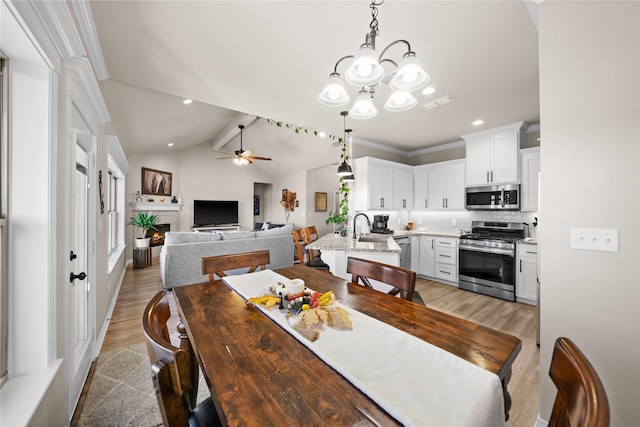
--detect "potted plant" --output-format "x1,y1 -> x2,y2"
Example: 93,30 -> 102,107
325,177 -> 350,233
129,211 -> 159,249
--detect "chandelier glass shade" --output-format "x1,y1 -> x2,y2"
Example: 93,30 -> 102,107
318,0 -> 429,119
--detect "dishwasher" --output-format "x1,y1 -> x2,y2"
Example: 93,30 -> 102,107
393,236 -> 412,270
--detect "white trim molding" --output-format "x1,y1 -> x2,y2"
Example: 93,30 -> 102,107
66,56 -> 110,132
352,137 -> 410,157
107,135 -> 129,174
130,202 -> 183,211
71,1 -> 109,80
408,140 -> 466,157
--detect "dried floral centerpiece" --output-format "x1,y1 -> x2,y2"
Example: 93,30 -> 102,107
247,280 -> 352,341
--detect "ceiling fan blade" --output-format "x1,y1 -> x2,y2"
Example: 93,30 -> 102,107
241,149 -> 253,157
213,150 -> 234,155
249,156 -> 271,161
217,156 -> 237,160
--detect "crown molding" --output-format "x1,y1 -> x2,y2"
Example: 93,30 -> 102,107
352,137 -> 410,157
66,56 -> 110,132
10,0 -> 85,71
526,123 -> 540,133
71,1 -> 109,80
408,140 -> 466,157
107,135 -> 129,174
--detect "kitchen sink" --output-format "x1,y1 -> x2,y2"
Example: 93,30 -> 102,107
357,235 -> 386,243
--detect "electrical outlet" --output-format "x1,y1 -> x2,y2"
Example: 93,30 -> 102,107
417,218 -> 422,225
571,228 -> 619,252
397,218 -> 401,224
451,219 -> 457,226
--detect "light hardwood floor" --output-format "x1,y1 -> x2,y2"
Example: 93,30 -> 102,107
92,258 -> 540,426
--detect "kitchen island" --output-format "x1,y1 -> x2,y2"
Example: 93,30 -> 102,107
306,233 -> 401,285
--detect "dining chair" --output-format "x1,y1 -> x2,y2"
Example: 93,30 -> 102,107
202,249 -> 270,282
303,225 -> 320,259
347,257 -> 417,301
548,337 -> 610,427
292,229 -> 308,264
142,291 -> 221,427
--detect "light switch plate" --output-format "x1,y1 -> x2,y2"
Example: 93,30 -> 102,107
571,228 -> 619,252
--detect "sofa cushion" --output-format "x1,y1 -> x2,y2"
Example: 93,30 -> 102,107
165,231 -> 222,244
255,223 -> 293,237
221,230 -> 256,240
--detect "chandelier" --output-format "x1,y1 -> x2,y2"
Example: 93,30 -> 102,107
318,0 -> 430,119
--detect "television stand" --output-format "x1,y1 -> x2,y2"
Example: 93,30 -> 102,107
193,224 -> 240,232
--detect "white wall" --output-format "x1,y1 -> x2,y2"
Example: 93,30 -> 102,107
306,165 -> 340,237
538,2 -> 640,424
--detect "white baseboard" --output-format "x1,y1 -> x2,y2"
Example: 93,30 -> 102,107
94,265 -> 126,356
535,414 -> 548,427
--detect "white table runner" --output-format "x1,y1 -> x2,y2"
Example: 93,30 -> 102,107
223,269 -> 505,427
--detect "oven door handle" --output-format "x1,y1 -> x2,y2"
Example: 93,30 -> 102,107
459,245 -> 514,256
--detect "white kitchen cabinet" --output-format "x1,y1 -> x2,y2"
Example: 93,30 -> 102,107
463,121 -> 527,186
520,147 -> 540,211
419,235 -> 435,277
428,160 -> 465,210
434,237 -> 458,283
410,236 -> 421,272
393,165 -> 414,210
413,167 -> 429,210
353,157 -> 397,210
516,244 -> 538,305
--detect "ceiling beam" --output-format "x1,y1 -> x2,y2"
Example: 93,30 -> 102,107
211,113 -> 257,151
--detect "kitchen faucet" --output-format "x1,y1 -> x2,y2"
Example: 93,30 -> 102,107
352,213 -> 371,240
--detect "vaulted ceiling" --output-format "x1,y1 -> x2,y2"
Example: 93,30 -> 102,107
90,1 -> 539,176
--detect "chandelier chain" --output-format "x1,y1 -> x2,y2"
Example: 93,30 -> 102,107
369,0 -> 383,35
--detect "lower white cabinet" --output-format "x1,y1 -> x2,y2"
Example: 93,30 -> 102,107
516,244 -> 538,305
410,236 -> 421,273
418,235 -> 458,284
419,235 -> 435,277
434,237 -> 458,283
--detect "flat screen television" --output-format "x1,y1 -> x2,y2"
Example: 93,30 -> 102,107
193,200 -> 239,226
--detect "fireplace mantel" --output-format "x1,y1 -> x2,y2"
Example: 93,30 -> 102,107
130,202 -> 183,211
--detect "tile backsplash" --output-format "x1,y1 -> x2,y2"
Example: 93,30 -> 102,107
361,210 -> 538,237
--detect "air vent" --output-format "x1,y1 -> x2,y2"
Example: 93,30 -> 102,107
423,95 -> 456,110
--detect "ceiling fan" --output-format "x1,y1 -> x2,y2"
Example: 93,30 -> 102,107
216,124 -> 271,165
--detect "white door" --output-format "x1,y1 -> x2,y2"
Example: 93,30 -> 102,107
68,135 -> 95,417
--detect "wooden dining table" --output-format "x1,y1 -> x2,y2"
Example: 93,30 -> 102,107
172,265 -> 522,426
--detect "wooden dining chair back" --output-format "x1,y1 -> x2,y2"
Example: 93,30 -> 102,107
303,225 -> 320,259
548,337 -> 610,427
347,257 -> 417,301
142,291 -> 220,427
292,229 -> 308,264
202,250 -> 270,282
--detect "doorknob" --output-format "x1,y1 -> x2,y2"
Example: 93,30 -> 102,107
70,272 -> 87,283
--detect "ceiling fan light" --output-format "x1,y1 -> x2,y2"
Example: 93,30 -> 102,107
318,73 -> 350,106
385,91 -> 417,112
349,91 -> 377,120
390,52 -> 430,92
337,161 -> 353,176
345,44 -> 385,87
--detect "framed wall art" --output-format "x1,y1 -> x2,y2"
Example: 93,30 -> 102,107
141,167 -> 172,196
315,192 -> 327,212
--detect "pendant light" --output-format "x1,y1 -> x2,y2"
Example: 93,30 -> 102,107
337,111 -> 353,176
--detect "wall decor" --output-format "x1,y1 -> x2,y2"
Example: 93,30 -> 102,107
254,195 -> 260,215
98,170 -> 105,214
315,192 -> 327,211
280,188 -> 296,220
141,167 -> 172,196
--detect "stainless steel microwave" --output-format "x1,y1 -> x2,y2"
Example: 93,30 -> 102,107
465,184 -> 520,210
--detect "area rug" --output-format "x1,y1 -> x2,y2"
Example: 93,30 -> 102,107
75,342 -> 208,427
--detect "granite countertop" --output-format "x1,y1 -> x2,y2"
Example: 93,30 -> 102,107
392,229 -> 463,238
516,238 -> 538,246
307,233 -> 401,253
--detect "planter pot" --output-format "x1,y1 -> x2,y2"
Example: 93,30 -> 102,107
134,237 -> 151,249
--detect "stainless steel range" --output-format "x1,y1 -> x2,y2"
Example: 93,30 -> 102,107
458,221 -> 525,301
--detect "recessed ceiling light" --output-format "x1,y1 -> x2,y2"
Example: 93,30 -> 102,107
318,132 -> 326,138
422,86 -> 436,95
183,99 -> 192,105
167,143 -> 174,147
472,119 -> 484,126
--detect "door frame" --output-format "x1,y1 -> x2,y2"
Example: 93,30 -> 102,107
66,100 -> 97,418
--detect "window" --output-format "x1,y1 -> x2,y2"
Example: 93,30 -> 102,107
107,170 -> 118,253
1,55 -> 8,387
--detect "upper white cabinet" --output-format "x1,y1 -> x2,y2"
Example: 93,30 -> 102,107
354,157 -> 407,210
393,165 -> 414,210
462,122 -> 528,187
414,160 -> 465,211
520,147 -> 540,211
